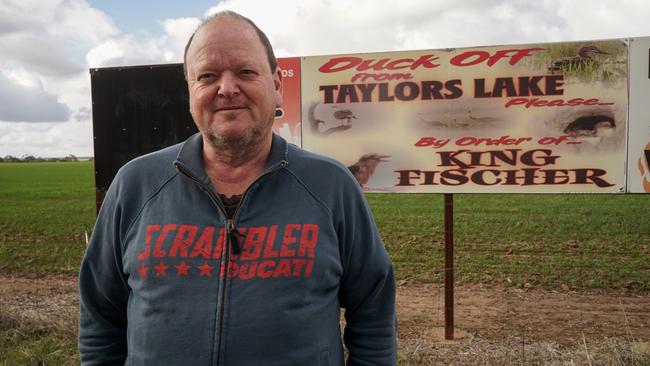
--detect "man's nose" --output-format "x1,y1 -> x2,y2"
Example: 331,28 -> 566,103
217,72 -> 240,98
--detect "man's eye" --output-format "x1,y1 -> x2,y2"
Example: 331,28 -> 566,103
197,73 -> 216,81
240,69 -> 257,75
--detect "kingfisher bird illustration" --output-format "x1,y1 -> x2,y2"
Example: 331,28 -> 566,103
347,153 -> 391,188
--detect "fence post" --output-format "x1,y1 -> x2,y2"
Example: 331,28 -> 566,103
444,193 -> 454,339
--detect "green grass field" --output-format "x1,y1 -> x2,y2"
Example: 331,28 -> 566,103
1,161 -> 649,365
1,161 -> 649,289
0,162 -> 96,274
371,193 -> 650,289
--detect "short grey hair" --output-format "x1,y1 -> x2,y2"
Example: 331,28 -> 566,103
183,10 -> 278,80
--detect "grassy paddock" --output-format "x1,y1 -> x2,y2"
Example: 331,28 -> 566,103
1,161 -> 649,289
1,161 -> 649,365
0,162 -> 96,273
0,314 -> 78,366
370,193 -> 650,289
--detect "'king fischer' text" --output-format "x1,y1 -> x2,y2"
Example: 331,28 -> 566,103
395,149 -> 614,187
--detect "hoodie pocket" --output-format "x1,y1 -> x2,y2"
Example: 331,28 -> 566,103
319,350 -> 329,366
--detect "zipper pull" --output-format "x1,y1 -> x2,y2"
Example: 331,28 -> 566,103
227,219 -> 244,255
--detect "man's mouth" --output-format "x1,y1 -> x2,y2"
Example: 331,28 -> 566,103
216,106 -> 246,112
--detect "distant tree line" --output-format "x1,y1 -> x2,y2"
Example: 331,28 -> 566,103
0,154 -> 93,163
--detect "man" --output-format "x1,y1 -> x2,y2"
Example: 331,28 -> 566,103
79,11 -> 396,365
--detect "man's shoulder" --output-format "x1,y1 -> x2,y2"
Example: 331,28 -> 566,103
112,141 -> 183,189
285,143 -> 361,195
286,143 -> 352,177
98,141 -> 186,226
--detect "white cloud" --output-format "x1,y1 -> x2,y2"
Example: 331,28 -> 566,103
0,0 -> 199,155
0,120 -> 93,157
0,33 -> 84,76
0,0 -> 117,72
205,0 -> 647,56
5,68 -> 43,89
558,0 -> 650,40
49,0 -> 119,46
43,71 -> 92,115
86,17 -> 200,67
161,17 -> 202,46
86,35 -> 157,67
0,71 -> 70,122
0,0 -> 116,157
203,0 -> 567,55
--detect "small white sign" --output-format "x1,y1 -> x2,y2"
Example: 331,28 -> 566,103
627,37 -> 650,193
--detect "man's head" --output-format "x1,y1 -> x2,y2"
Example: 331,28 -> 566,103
184,11 -> 282,157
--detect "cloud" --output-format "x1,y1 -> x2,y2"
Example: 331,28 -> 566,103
86,35 -> 164,67
160,17 -> 202,61
161,17 -> 202,48
0,72 -> 70,122
558,0 -> 650,40
0,0 -> 117,130
0,0 -> 117,42
86,17 -> 200,67
0,33 -> 83,76
73,107 -> 92,123
203,0 -> 571,56
205,0 -> 648,56
0,120 -> 93,157
0,0 -> 118,75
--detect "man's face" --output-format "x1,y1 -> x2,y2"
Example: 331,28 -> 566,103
186,17 -> 282,150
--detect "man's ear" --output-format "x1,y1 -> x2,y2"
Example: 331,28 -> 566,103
273,67 -> 283,107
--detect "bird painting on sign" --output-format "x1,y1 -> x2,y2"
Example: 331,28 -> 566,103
541,42 -> 627,84
347,153 -> 391,189
332,106 -> 357,126
466,110 -> 503,125
548,45 -> 610,73
307,102 -> 352,136
416,105 -> 509,132
563,114 -> 616,140
418,114 -> 450,129
542,107 -> 625,153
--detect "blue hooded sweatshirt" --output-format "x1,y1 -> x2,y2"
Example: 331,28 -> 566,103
79,133 -> 397,365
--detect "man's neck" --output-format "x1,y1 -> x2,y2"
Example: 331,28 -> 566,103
201,134 -> 273,197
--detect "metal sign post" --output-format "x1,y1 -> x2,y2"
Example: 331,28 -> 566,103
444,193 -> 454,339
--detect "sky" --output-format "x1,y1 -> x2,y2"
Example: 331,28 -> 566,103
1,0 -> 649,157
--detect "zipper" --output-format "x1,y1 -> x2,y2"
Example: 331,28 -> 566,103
175,159 -> 287,365
225,159 -> 286,254
227,219 -> 245,254
215,160 -> 286,365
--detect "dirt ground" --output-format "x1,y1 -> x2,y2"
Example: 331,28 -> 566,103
1,274 -> 649,365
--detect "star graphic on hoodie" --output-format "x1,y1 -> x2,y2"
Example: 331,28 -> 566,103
175,261 -> 191,276
198,262 -> 214,277
153,261 -> 169,277
139,264 -> 149,278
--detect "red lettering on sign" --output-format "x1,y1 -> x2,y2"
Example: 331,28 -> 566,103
319,54 -> 440,73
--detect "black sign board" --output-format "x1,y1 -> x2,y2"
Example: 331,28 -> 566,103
90,63 -> 197,211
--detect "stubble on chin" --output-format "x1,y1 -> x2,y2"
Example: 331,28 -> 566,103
202,118 -> 274,164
